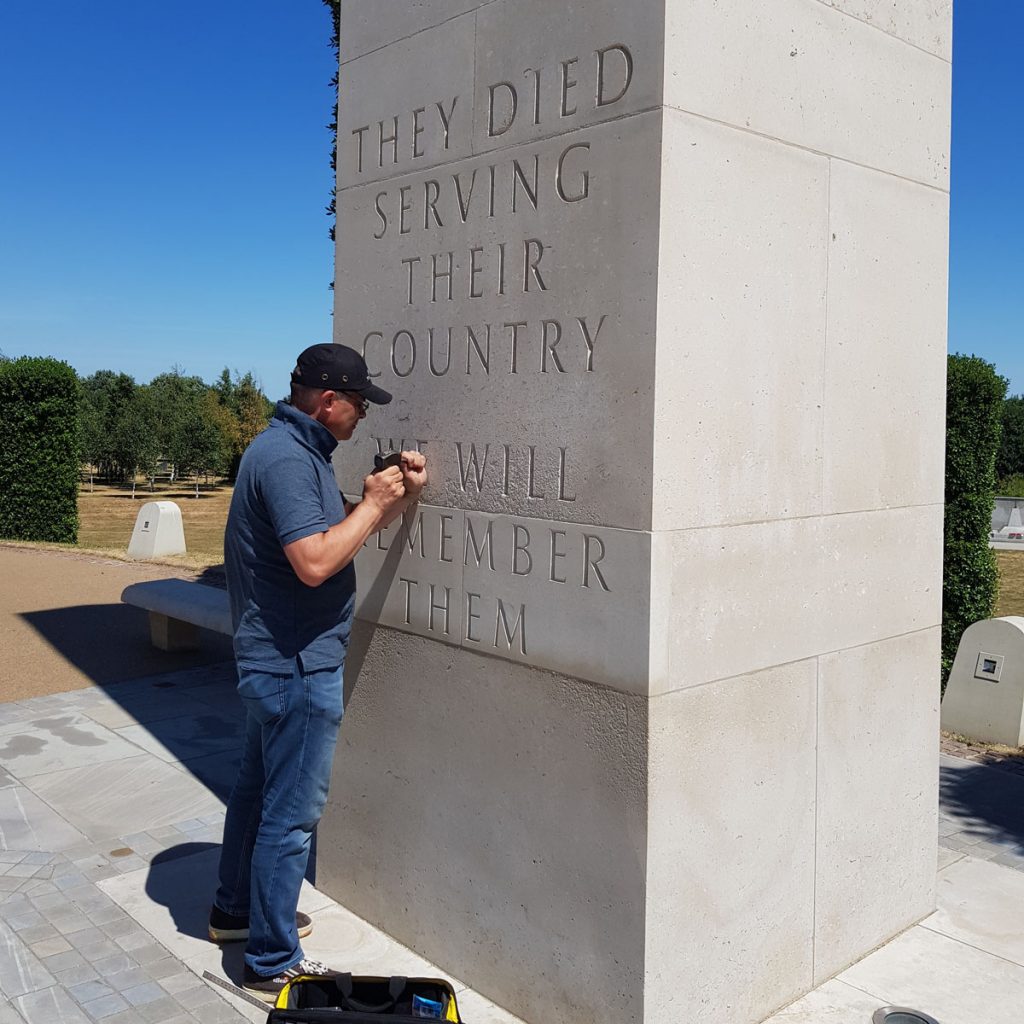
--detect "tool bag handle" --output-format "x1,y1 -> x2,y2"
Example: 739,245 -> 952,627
335,975 -> 408,1014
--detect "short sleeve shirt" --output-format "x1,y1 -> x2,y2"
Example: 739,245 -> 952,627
225,401 -> 356,674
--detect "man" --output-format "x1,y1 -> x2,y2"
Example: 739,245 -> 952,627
208,343 -> 427,1002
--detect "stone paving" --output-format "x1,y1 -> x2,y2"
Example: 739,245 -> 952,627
4,658 -> 1024,1024
0,663 -> 510,1024
0,666 -> 248,1024
939,752 -> 1024,870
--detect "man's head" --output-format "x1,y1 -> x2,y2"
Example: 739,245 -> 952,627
289,343 -> 391,441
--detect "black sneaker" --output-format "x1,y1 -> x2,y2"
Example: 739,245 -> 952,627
242,958 -> 338,1003
208,906 -> 313,943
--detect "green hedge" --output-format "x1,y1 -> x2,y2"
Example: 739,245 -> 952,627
942,354 -> 1007,686
0,356 -> 80,543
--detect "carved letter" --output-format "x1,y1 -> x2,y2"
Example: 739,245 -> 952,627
512,524 -> 533,576
464,515 -> 495,570
378,116 -> 399,167
523,239 -> 548,292
596,44 -> 634,107
465,592 -> 482,643
505,321 -> 527,374
560,58 -> 579,117
373,191 -> 389,238
403,511 -> 425,556
556,143 -> 591,204
423,180 -> 443,229
583,534 -> 611,591
428,327 -> 452,377
494,600 -> 527,655
431,252 -> 453,302
469,246 -> 484,298
453,169 -> 477,222
577,314 -> 606,371
352,125 -> 370,173
488,82 -> 517,138
412,107 -> 426,158
399,185 -> 413,235
524,67 -> 542,125
512,156 -> 539,213
527,446 -> 545,500
361,331 -> 383,378
439,514 -> 455,562
429,584 -> 451,635
549,530 -> 567,583
456,443 -> 489,492
541,319 -> 565,373
398,577 -> 417,624
391,330 -> 416,378
401,256 -> 420,304
466,324 -> 491,374
557,447 -> 577,502
436,96 -> 457,149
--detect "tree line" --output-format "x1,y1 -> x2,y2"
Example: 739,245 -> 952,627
79,367 -> 274,494
996,394 -> 1024,495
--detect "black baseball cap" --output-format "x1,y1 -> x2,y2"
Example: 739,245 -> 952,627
291,343 -> 392,405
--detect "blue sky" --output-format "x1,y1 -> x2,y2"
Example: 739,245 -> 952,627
949,2 -> 1024,397
0,3 -> 1020,398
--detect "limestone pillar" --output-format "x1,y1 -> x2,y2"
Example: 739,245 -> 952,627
322,3 -> 952,1022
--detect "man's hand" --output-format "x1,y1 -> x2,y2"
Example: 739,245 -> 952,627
361,465 -> 405,515
399,450 -> 427,498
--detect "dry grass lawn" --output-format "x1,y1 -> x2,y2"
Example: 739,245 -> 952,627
995,549 -> 1024,618
77,480 -> 231,565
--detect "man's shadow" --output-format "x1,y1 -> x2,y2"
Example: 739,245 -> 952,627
145,842 -> 248,981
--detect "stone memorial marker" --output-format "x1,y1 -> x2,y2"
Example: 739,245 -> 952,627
126,500 -> 186,559
942,617 -> 1024,747
320,3 -> 952,1022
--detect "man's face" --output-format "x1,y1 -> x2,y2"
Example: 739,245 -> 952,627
319,389 -> 367,441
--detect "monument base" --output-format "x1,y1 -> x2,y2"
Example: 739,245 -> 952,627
321,622 -> 938,1024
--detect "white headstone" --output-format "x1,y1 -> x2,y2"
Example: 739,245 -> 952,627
942,617 -> 1024,747
127,501 -> 186,559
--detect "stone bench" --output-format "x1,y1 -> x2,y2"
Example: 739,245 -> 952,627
121,579 -> 232,652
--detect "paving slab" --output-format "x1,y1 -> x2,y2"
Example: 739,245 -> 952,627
0,785 -> 89,852
96,846 -> 332,966
0,715 -> 146,780
115,712 -> 243,765
923,855 -> 1024,966
838,924 -> 1024,1024
763,978 -> 881,1023
23,756 -> 224,841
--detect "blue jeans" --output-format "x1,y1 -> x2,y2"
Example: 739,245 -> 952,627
214,661 -> 344,976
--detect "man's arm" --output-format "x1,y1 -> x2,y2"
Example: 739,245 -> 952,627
284,467 -> 405,588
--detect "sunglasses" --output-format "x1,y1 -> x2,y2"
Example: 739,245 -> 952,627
340,391 -> 369,415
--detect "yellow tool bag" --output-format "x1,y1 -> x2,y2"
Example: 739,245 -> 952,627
268,974 -> 462,1024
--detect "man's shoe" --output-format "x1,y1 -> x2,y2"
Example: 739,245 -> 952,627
208,907 -> 313,943
242,958 -> 338,1003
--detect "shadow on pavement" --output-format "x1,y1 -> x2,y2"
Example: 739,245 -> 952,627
940,756 -> 1024,854
20,603 -> 234,685
145,843 -> 247,983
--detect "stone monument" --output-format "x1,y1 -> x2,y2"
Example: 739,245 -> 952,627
321,3 -> 952,1022
126,500 -> 186,559
942,617 -> 1024,746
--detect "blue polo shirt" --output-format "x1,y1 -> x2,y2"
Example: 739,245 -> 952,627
225,401 -> 356,674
